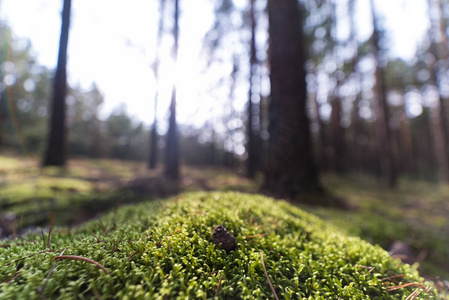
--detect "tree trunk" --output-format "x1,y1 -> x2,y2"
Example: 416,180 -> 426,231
427,0 -> 449,181
329,0 -> 346,174
164,0 -> 180,179
43,0 -> 71,167
262,0 -> 328,203
246,0 -> 257,178
149,0 -> 166,170
370,0 -> 397,187
331,82 -> 345,174
224,56 -> 238,167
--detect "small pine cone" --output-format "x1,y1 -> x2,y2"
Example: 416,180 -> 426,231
212,225 -> 236,252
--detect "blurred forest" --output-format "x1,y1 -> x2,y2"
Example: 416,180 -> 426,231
2,0 -> 449,284
1,0 -> 449,188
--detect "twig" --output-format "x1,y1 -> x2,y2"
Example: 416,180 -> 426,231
381,274 -> 406,281
47,214 -> 54,249
3,272 -> 21,284
215,274 -> 223,297
41,229 -> 47,249
156,229 -> 181,247
387,283 -> 426,291
405,288 -> 421,300
4,250 -> 58,267
98,221 -> 108,237
88,226 -> 104,243
38,248 -> 67,296
356,265 -> 374,273
259,250 -> 279,300
54,255 -> 110,275
128,250 -> 139,260
246,233 -> 267,239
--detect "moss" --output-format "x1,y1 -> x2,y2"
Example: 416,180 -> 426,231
0,192 -> 440,299
314,174 -> 449,279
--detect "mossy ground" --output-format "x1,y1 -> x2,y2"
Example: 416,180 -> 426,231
309,174 -> 449,280
1,155 -> 449,297
0,192 -> 440,299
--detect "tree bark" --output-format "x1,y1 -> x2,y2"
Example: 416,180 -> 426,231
370,0 -> 397,187
164,0 -> 180,179
262,0 -> 326,202
246,0 -> 257,178
427,0 -> 449,181
43,0 -> 71,167
331,77 -> 346,174
149,0 -> 166,170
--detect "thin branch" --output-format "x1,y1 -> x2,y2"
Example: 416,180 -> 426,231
41,229 -> 47,249
4,250 -> 58,267
387,283 -> 426,291
156,229 -> 181,246
381,274 -> 406,281
47,216 -> 54,249
128,250 -> 139,260
246,233 -> 267,239
3,272 -> 21,284
98,221 -> 108,237
405,288 -> 421,300
259,250 -> 279,300
215,274 -> 223,297
38,248 -> 67,296
88,226 -> 104,243
356,265 -> 374,273
54,255 -> 110,275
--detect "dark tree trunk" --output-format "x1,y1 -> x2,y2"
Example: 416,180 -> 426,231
0,38 -> 6,150
397,97 -> 416,175
427,0 -> 449,181
224,56 -> 238,168
331,82 -> 346,174
149,120 -> 158,169
370,0 -> 397,187
311,82 -> 326,171
329,0 -> 346,174
246,0 -> 257,178
43,0 -> 71,167
262,0 -> 328,203
165,0 -> 180,179
148,0 -> 166,170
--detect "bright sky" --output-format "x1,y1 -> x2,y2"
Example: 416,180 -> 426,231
0,0 -> 221,131
0,0 -> 431,129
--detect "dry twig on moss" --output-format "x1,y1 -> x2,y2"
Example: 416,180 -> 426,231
128,250 -> 139,260
215,274 -> 223,297
53,255 -> 110,275
38,248 -> 67,297
387,282 -> 426,291
259,250 -> 279,300
88,226 -> 105,243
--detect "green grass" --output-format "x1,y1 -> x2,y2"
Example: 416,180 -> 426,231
0,192 -> 440,299
0,155 -> 161,230
310,174 -> 449,280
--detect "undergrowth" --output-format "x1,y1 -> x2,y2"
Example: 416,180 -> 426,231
0,192 -> 440,299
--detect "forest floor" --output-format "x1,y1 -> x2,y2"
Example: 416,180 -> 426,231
1,154 -> 449,289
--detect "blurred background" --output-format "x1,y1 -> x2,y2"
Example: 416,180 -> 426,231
0,0 -> 444,175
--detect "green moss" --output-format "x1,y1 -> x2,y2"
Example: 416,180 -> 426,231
0,192 -> 440,299
313,174 -> 449,279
